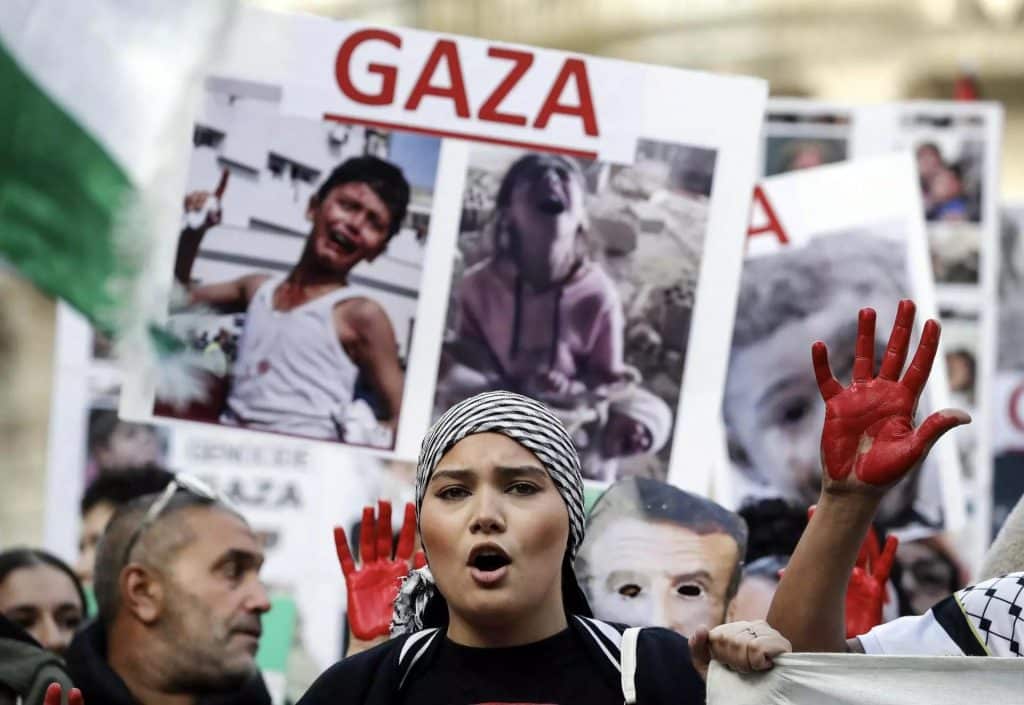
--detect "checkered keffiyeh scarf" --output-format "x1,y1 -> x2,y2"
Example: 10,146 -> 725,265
391,391 -> 587,635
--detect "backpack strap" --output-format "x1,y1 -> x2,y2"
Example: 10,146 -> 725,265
573,616 -> 624,672
573,616 -> 645,704
620,627 -> 641,704
396,627 -> 441,690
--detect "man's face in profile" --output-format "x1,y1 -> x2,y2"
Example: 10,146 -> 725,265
158,508 -> 269,692
582,517 -> 738,637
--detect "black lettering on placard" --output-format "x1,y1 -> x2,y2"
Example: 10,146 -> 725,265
201,475 -> 305,510
220,479 -> 303,506
185,439 -> 310,469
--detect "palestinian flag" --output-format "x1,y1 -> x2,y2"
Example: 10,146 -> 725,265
0,0 -> 235,336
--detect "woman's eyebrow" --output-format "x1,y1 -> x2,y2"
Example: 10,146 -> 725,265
428,468 -> 476,485
494,465 -> 548,481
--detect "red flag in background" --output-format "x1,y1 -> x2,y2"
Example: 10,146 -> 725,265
954,61 -> 981,101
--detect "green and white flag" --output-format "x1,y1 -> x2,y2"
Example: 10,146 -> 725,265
0,0 -> 235,343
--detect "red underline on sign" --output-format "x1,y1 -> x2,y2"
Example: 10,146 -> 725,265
323,113 -> 599,160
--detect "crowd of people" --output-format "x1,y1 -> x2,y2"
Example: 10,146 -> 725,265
3,299 -> 1022,705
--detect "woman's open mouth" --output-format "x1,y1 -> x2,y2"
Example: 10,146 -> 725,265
467,544 -> 512,586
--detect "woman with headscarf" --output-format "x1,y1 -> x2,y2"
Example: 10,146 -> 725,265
299,391 -> 789,705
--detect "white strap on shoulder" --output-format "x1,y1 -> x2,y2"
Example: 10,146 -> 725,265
620,627 -> 641,705
397,627 -> 440,690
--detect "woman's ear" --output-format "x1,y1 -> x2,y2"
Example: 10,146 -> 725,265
120,564 -> 165,625
306,195 -> 319,222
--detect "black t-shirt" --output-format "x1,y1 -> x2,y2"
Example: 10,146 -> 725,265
398,628 -> 622,705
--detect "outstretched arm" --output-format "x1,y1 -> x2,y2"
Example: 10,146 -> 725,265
766,299 -> 969,652
187,273 -> 268,313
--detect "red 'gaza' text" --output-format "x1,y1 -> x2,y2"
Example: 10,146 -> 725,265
334,29 -> 600,137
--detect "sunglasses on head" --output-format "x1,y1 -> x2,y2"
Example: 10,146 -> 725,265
121,473 -> 228,565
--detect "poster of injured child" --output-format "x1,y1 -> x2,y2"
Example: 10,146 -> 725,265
150,78 -> 442,452
854,101 -> 1003,298
434,141 -> 715,483
723,153 -> 965,535
762,99 -> 1003,297
120,8 -> 768,489
760,99 -> 853,177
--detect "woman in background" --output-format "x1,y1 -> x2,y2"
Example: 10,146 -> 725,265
0,548 -> 86,656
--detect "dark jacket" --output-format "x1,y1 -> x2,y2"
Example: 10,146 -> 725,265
0,615 -> 75,705
66,620 -> 272,705
297,616 -> 705,705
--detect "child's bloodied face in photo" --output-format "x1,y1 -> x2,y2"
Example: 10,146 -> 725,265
723,233 -> 920,524
501,155 -> 587,284
307,181 -> 393,274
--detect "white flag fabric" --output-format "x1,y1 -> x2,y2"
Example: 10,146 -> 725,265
708,653 -> 1023,705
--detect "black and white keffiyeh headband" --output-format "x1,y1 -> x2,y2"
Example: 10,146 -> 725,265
391,390 -> 587,635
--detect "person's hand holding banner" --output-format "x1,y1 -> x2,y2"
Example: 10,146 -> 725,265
334,501 -> 425,641
812,298 -> 970,492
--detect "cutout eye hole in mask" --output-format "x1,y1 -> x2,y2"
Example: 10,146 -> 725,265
677,584 -> 704,598
618,584 -> 642,598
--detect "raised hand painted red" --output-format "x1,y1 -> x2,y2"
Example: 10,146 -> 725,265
845,527 -> 898,638
808,503 -> 898,638
812,299 -> 970,489
334,500 -> 423,640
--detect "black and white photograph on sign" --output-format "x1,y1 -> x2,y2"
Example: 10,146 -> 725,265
913,138 -> 984,225
764,137 -> 847,176
899,113 -> 989,286
84,352 -> 172,483
991,205 -> 1024,540
762,105 -> 851,177
433,140 -> 716,482
85,386 -> 171,485
723,225 -> 944,533
156,77 -> 441,450
938,305 -> 980,415
937,304 -> 979,479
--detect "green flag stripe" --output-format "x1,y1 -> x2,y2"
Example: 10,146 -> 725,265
0,41 -> 135,333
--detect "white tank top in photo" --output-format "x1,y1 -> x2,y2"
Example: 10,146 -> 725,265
222,276 -> 367,440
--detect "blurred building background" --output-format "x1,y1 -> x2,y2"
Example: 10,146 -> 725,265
4,0 -> 1024,545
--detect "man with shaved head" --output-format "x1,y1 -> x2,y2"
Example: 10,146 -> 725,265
65,477 -> 272,705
